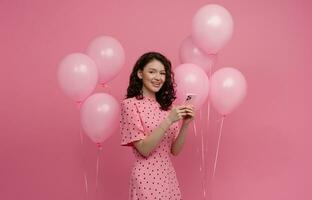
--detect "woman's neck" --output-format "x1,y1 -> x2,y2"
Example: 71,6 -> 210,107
142,88 -> 156,99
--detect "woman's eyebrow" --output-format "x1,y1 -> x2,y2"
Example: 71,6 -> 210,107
147,67 -> 165,71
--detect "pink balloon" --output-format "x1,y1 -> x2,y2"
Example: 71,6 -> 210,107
179,36 -> 217,74
210,67 -> 247,115
86,36 -> 125,85
58,53 -> 98,103
192,4 -> 234,54
174,63 -> 209,110
80,93 -> 120,143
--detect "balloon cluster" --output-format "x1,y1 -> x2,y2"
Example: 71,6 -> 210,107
57,36 -> 124,145
176,4 -> 248,197
177,4 -> 247,116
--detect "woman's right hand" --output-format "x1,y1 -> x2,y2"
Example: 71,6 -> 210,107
166,106 -> 187,123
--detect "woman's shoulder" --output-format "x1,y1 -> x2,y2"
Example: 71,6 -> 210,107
121,97 -> 140,106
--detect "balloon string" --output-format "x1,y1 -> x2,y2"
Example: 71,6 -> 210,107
203,99 -> 210,199
207,100 -> 210,126
206,98 -> 210,160
95,143 -> 102,193
212,115 -> 225,180
199,109 -> 204,172
193,119 -> 197,137
193,119 -> 201,175
193,119 -> 202,174
80,125 -> 83,145
204,77 -> 211,198
202,177 -> 206,200
206,57 -> 212,156
79,119 -> 88,200
204,54 -> 215,198
84,171 -> 89,199
201,123 -> 206,199
198,109 -> 207,199
95,149 -> 100,191
201,128 -> 205,171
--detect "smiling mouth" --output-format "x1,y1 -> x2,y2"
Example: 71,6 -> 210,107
152,83 -> 161,87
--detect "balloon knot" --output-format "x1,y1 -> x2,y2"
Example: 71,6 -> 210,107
76,101 -> 82,109
96,143 -> 102,150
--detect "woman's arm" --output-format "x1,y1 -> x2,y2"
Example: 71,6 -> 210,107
171,106 -> 195,156
171,122 -> 189,156
133,117 -> 172,157
133,106 -> 186,158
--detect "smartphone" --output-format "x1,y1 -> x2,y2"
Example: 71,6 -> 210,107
184,93 -> 197,106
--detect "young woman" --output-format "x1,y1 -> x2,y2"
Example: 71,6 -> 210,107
120,52 -> 195,199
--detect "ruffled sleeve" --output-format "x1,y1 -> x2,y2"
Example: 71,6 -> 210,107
120,99 -> 145,146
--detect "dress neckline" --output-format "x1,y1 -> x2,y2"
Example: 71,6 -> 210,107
142,95 -> 157,102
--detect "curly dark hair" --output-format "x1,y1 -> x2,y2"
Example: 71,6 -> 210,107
126,52 -> 176,111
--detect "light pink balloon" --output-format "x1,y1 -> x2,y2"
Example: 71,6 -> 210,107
86,36 -> 125,85
210,67 -> 247,115
80,93 -> 120,143
192,4 -> 234,54
58,53 -> 98,103
174,63 -> 209,110
179,36 -> 217,74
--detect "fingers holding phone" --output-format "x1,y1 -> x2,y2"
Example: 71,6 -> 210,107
167,106 -> 188,123
184,105 -> 195,115
167,93 -> 197,123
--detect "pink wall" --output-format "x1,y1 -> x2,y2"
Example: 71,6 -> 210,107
1,0 -> 311,199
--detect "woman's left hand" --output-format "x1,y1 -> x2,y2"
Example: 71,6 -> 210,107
182,105 -> 195,125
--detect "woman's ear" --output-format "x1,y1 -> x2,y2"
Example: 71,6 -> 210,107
137,70 -> 143,79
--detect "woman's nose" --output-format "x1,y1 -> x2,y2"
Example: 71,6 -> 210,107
154,73 -> 161,80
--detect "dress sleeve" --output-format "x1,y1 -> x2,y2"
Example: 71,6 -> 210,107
120,99 -> 145,146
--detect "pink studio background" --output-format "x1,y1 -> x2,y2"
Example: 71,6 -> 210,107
1,0 -> 311,199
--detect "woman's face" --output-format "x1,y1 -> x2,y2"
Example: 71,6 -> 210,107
137,59 -> 166,95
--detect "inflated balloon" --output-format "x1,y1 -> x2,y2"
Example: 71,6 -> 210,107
210,67 -> 247,115
58,53 -> 98,103
180,36 -> 217,74
174,63 -> 209,110
86,36 -> 125,85
192,4 -> 233,54
80,93 -> 120,143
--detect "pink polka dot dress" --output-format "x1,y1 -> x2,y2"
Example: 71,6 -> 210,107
120,96 -> 182,200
